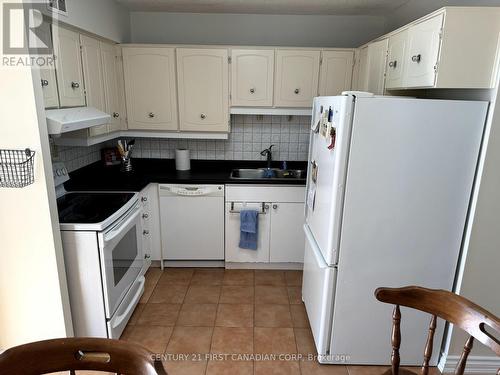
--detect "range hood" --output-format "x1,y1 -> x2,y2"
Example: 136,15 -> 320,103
46,107 -> 111,135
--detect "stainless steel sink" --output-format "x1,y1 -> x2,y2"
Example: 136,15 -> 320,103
230,168 -> 306,180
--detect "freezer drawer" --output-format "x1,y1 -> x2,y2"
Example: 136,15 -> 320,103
302,225 -> 336,361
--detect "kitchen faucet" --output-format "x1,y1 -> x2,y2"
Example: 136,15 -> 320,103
260,145 -> 275,169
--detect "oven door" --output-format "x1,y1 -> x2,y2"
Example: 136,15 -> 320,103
98,202 -> 143,319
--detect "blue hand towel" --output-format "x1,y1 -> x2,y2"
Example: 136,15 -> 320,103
239,210 -> 259,250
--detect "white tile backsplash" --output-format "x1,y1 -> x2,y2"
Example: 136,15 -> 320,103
51,114 -> 311,172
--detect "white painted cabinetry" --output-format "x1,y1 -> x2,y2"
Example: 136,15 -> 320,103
385,30 -> 408,90
225,185 -> 305,266
274,49 -> 320,107
139,183 -> 161,274
230,49 -> 274,107
404,14 -> 444,88
357,39 -> 388,95
269,202 -> 305,263
38,23 -> 59,108
319,50 -> 354,96
100,42 -> 125,133
80,35 -> 107,136
177,48 -> 229,132
52,26 -> 85,107
123,47 -> 178,131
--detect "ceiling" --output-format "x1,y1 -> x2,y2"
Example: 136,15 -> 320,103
116,0 -> 412,15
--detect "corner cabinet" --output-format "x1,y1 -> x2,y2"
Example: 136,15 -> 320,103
358,39 -> 389,95
230,49 -> 274,107
319,50 -> 354,96
100,42 -> 125,133
52,26 -> 85,107
274,49 -> 320,107
122,47 -> 178,131
176,48 -> 229,132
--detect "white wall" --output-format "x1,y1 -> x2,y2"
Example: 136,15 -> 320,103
0,0 -> 73,349
387,0 -> 500,30
56,0 -> 130,42
130,12 -> 387,47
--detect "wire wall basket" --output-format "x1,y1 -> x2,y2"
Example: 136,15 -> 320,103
0,148 -> 36,188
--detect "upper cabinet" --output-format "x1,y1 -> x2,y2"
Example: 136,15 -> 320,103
274,50 -> 320,107
123,47 -> 178,131
230,49 -> 274,107
80,35 -> 107,137
357,39 -> 388,95
176,48 -> 229,132
100,42 -> 125,133
364,7 -> 500,91
404,14 -> 444,88
319,50 -> 354,96
385,30 -> 408,90
38,23 -> 59,108
52,26 -> 85,107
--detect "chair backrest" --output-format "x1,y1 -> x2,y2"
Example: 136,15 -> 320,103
375,286 -> 500,375
0,337 -> 167,375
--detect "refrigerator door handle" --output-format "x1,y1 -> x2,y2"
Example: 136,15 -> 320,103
304,224 -> 330,269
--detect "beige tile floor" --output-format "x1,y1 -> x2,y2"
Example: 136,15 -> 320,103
120,267 -> 441,375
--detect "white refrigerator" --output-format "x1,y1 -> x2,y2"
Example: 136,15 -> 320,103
302,92 -> 487,365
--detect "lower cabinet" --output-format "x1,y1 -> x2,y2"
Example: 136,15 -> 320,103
225,185 -> 305,264
139,183 -> 161,273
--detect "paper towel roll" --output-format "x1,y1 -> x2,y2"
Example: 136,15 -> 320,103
175,149 -> 191,171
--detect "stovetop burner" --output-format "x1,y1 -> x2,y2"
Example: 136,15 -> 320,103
57,192 -> 135,224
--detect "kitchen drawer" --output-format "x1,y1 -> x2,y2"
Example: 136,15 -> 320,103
225,185 -> 305,203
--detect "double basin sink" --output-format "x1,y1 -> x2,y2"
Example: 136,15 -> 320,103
230,168 -> 306,181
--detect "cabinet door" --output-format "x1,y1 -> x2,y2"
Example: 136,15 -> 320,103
115,46 -> 128,130
37,23 -> 59,108
319,50 -> 354,96
231,49 -> 274,107
100,42 -> 122,133
274,50 -> 320,107
123,47 -> 178,131
269,203 -> 305,263
385,30 -> 408,89
80,35 -> 107,137
52,26 -> 85,107
225,202 -> 270,263
177,48 -> 229,132
355,46 -> 369,91
366,39 -> 388,95
404,14 -> 444,88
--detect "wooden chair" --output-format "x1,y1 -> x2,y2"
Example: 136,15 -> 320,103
375,286 -> 500,375
0,337 -> 168,375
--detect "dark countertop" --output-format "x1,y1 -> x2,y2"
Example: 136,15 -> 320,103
65,159 -> 307,192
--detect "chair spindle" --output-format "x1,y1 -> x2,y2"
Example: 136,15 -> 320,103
454,335 -> 474,375
421,315 -> 437,375
391,305 -> 401,375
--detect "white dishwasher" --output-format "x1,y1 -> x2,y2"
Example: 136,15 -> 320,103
159,184 -> 225,260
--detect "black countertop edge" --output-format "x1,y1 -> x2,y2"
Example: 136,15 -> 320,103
65,158 -> 308,192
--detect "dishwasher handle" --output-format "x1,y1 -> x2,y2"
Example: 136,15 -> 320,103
159,184 -> 224,197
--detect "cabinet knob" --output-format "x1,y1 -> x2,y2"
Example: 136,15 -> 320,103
113,112 -> 120,118
250,88 -> 255,94
264,204 -> 270,210
71,82 -> 80,89
411,54 -> 421,63
148,112 -> 155,118
388,60 -> 397,68
272,204 -> 278,210
200,113 -> 206,119
143,230 -> 149,235
141,197 -> 148,202
294,88 -> 300,94
41,79 -> 49,87
142,213 -> 149,219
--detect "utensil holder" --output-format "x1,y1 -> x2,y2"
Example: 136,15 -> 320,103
121,157 -> 133,173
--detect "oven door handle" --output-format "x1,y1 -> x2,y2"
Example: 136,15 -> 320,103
110,275 -> 145,329
103,203 -> 141,245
